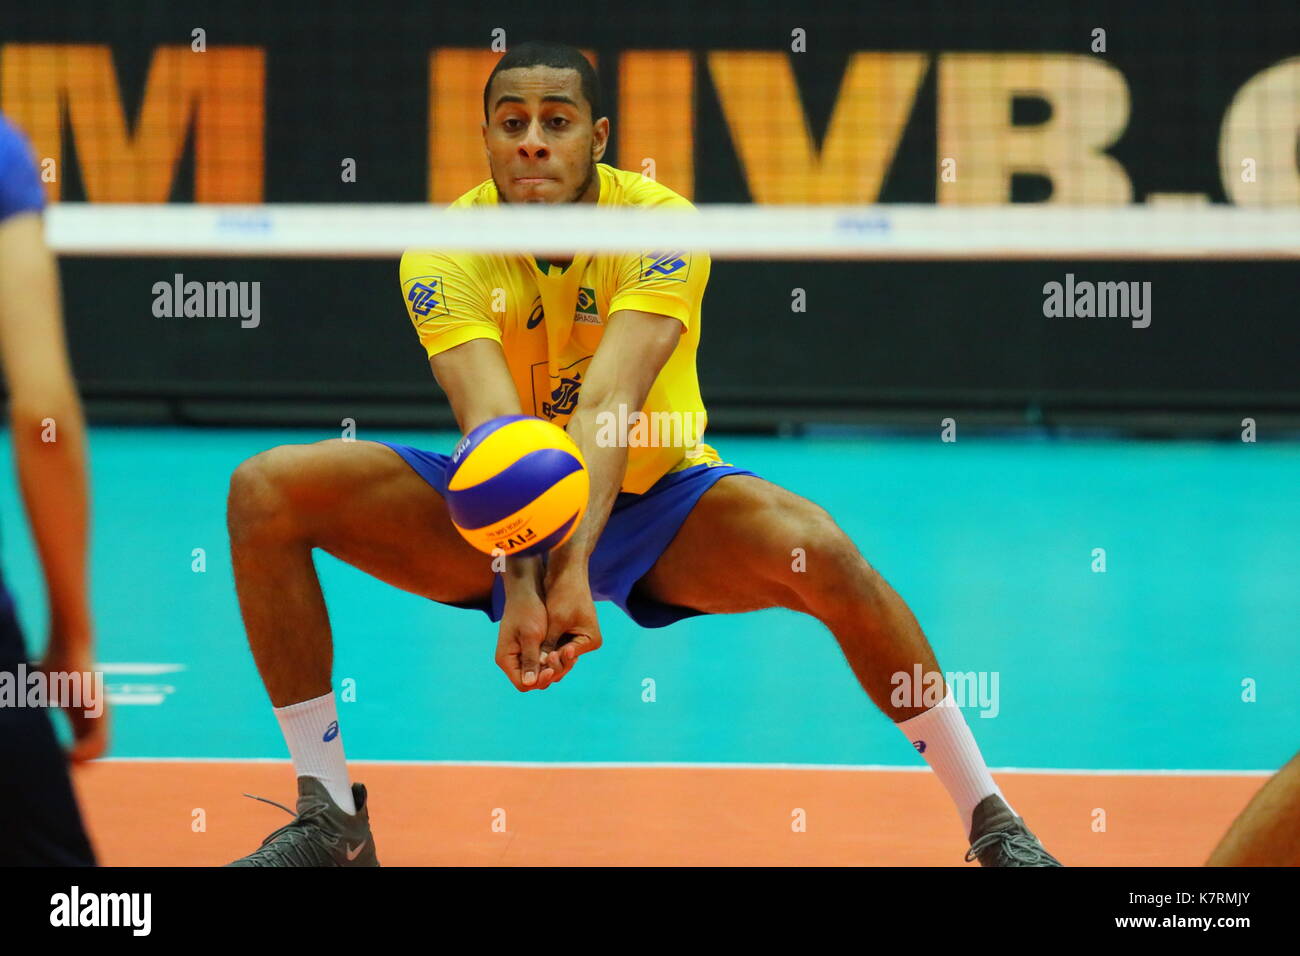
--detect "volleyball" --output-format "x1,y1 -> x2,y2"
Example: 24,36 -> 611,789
444,415 -> 589,557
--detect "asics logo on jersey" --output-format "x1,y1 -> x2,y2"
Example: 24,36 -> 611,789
323,721 -> 340,742
642,251 -> 687,279
526,297 -> 545,329
407,280 -> 442,316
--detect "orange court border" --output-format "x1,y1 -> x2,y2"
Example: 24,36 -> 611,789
74,761 -> 1265,866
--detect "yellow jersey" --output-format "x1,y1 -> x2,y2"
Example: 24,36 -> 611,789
399,163 -> 720,494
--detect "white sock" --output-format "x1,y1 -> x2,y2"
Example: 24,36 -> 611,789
273,692 -> 356,815
896,685 -> 1012,836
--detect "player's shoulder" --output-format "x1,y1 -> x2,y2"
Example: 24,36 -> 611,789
0,114 -> 39,176
399,247 -> 489,287
0,114 -> 28,153
447,177 -> 500,209
598,164 -> 695,211
0,113 -> 46,221
399,178 -> 500,276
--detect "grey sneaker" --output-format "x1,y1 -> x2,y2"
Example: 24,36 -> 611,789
226,777 -> 379,867
965,794 -> 1063,867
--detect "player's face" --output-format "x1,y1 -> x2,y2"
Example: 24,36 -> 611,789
483,66 -> 609,204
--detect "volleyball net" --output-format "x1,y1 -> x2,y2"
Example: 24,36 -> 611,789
43,203 -> 1300,259
37,200 -> 1300,435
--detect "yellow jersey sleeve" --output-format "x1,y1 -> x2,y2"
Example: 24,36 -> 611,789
399,250 -> 502,359
608,248 -> 710,330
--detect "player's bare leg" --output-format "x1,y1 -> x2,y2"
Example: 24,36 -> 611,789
638,474 -> 1061,865
639,475 -> 939,718
224,438 -> 495,866
227,439 -> 493,707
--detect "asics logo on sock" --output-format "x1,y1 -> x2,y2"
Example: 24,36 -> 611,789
912,739 -> 926,753
323,720 -> 340,742
346,840 -> 367,861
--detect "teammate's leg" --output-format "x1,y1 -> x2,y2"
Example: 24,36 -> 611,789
224,438 -> 493,865
0,604 -> 96,866
1207,749 -> 1300,866
638,474 -> 1060,865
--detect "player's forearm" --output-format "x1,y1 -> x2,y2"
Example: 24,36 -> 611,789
502,552 -> 545,598
548,403 -> 627,581
430,341 -> 552,596
462,397 -> 546,596
429,340 -> 524,436
456,397 -> 523,437
10,394 -> 92,646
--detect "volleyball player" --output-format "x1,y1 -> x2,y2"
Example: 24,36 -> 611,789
226,42 -> 1060,867
0,113 -> 102,866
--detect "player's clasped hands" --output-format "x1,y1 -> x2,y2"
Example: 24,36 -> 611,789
495,572 -> 603,692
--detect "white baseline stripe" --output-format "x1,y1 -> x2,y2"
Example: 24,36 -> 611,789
93,757 -> 1276,776
106,694 -> 166,705
99,663 -> 186,675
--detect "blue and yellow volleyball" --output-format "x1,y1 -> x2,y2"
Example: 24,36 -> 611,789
445,415 -> 589,557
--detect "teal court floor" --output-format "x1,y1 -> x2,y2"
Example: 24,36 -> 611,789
2,426 -> 1295,772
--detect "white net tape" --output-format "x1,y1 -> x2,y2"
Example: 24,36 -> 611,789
45,203 -> 1300,259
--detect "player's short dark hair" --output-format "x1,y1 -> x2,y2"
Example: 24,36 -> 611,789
482,41 -> 603,122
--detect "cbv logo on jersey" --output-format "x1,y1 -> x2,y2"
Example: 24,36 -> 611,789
532,356 -> 592,420
544,372 -> 584,418
405,276 -> 450,320
641,251 -> 688,281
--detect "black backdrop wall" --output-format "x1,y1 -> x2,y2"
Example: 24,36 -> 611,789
2,0 -> 1297,431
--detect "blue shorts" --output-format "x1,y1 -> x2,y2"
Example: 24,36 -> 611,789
376,441 -> 758,628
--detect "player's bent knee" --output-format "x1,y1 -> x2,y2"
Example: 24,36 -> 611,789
784,510 -> 878,617
782,505 -> 857,571
227,445 -> 312,542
